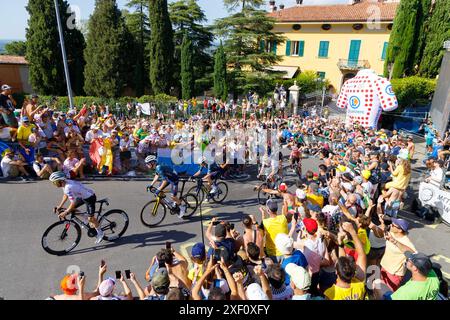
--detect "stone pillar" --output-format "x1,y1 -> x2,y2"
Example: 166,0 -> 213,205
289,80 -> 300,116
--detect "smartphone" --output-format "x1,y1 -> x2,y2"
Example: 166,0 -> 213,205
261,259 -> 267,269
115,271 -> 122,279
100,260 -> 105,268
326,172 -> 331,180
332,168 -> 336,177
212,220 -> 221,226
125,270 -> 131,279
294,211 -> 299,222
166,242 -> 171,250
79,271 -> 84,278
213,248 -> 221,261
213,279 -> 221,288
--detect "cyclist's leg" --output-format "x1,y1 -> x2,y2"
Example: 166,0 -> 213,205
84,195 -> 99,228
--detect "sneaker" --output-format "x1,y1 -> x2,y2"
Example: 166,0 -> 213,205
204,198 -> 210,203
178,205 -> 186,219
95,230 -> 104,244
210,186 -> 218,194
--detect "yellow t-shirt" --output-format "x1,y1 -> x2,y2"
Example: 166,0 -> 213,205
17,124 -> 36,142
380,234 -> 416,276
307,193 -> 324,208
358,228 -> 371,255
387,165 -> 411,191
263,214 -> 288,257
324,279 -> 366,300
188,263 -> 204,283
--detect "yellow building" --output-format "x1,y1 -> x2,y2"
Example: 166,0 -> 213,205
267,0 -> 399,92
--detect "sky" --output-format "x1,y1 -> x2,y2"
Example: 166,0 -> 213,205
0,0 -> 348,40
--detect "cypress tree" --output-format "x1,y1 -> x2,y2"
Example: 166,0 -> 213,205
26,0 -> 86,95
214,43 -> 228,100
181,33 -> 194,100
411,0 -> 432,74
384,0 -> 420,78
149,0 -> 174,95
419,0 -> 450,78
84,0 -> 133,98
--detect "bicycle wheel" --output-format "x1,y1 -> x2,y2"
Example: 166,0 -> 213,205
41,220 -> 82,256
212,182 -> 229,204
257,183 -> 270,205
99,210 -> 129,241
181,193 -> 199,218
140,200 -> 167,227
187,186 -> 205,204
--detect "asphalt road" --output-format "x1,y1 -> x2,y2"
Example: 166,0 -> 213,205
1,153 -> 449,300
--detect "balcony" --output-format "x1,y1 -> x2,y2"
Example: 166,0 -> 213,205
337,59 -> 370,71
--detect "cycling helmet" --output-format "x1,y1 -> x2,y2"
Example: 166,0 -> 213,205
49,171 -> 66,182
199,156 -> 207,165
145,155 -> 158,164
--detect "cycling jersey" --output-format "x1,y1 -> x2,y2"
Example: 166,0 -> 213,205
156,165 -> 179,183
64,180 -> 95,202
207,163 -> 222,175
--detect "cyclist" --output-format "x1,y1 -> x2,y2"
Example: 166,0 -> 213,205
145,155 -> 186,218
261,182 -> 297,217
192,156 -> 224,195
49,171 -> 104,244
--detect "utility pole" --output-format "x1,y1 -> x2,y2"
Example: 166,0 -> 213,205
54,0 -> 74,109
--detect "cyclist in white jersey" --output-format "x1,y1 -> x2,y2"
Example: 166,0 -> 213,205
49,171 -> 104,244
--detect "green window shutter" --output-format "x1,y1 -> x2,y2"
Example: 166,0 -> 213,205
299,41 -> 305,57
272,41 -> 277,54
286,40 -> 291,56
381,42 -> 388,60
348,40 -> 361,66
260,40 -> 265,52
319,41 -> 329,58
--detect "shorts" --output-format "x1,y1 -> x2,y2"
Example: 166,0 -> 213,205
380,267 -> 403,292
74,194 -> 97,217
209,170 -> 223,181
161,179 -> 179,196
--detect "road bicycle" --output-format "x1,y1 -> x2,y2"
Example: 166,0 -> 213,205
187,177 -> 229,204
256,174 -> 283,205
140,185 -> 199,228
41,199 -> 129,256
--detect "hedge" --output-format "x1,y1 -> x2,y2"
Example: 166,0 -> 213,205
391,76 -> 436,108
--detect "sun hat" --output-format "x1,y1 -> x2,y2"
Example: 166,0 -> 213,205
246,283 -> 269,300
99,278 -> 116,297
285,263 -> 311,290
275,233 -> 294,255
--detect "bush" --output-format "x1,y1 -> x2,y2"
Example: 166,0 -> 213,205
391,76 -> 436,107
280,70 -> 330,96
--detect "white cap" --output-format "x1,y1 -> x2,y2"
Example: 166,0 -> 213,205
246,283 -> 269,300
296,188 -> 307,200
285,263 -> 311,290
275,233 -> 293,255
341,182 -> 354,192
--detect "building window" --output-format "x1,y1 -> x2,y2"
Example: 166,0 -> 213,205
318,41 -> 329,58
261,40 -> 277,54
286,41 -> 304,56
381,42 -> 388,60
317,72 -> 326,79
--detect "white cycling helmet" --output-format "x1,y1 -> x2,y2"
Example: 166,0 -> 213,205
49,171 -> 66,182
145,155 -> 158,164
199,156 -> 207,165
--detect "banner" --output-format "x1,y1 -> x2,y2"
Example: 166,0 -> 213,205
418,182 -> 450,225
141,103 -> 151,116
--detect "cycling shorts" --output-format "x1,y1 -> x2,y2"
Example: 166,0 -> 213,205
74,194 -> 97,217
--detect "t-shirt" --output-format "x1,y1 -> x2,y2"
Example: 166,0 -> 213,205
324,279 -> 366,300
188,263 -> 205,284
391,270 -> 440,300
63,158 -> 80,176
17,124 -> 36,142
306,193 -> 324,208
263,215 -> 289,257
303,237 -> 326,274
292,294 -> 325,300
280,250 -> 308,285
380,234 -> 416,276
63,179 -> 95,201
0,94 -> 18,127
85,130 -> 104,143
358,228 -> 371,255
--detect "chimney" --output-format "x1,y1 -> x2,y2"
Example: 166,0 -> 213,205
269,1 -> 276,12
279,4 -> 285,10
296,0 -> 303,5
348,0 -> 361,5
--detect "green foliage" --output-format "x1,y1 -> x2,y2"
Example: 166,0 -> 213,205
181,33 -> 195,100
4,41 -> 27,56
384,0 -> 420,78
280,71 -> 329,95
214,3 -> 285,96
123,0 -> 151,96
213,43 -> 228,100
169,0 -> 214,96
84,0 -> 133,98
390,76 -> 436,107
26,0 -> 86,96
412,0 -> 432,72
419,0 -> 450,78
149,0 -> 175,94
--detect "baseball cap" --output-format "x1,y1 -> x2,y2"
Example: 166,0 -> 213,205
1,84 -> 12,91
391,218 -> 409,232
296,189 -> 307,200
405,251 -> 433,276
285,263 -> 311,290
191,243 -> 206,260
215,224 -> 227,238
31,94 -> 39,99
60,274 -> 78,295
278,183 -> 288,192
362,170 -> 371,180
246,283 -> 269,300
21,116 -> 30,122
275,233 -> 293,255
342,182 -> 354,192
303,218 -> 318,234
99,278 -> 116,297
151,268 -> 170,289
266,199 -> 278,213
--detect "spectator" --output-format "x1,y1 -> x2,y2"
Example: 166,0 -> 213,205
1,149 -> 31,180
274,233 -> 308,286
63,150 -> 86,179
33,153 -> 61,179
285,263 -> 324,300
260,199 -> 289,262
0,84 -> 18,129
425,159 -> 444,187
